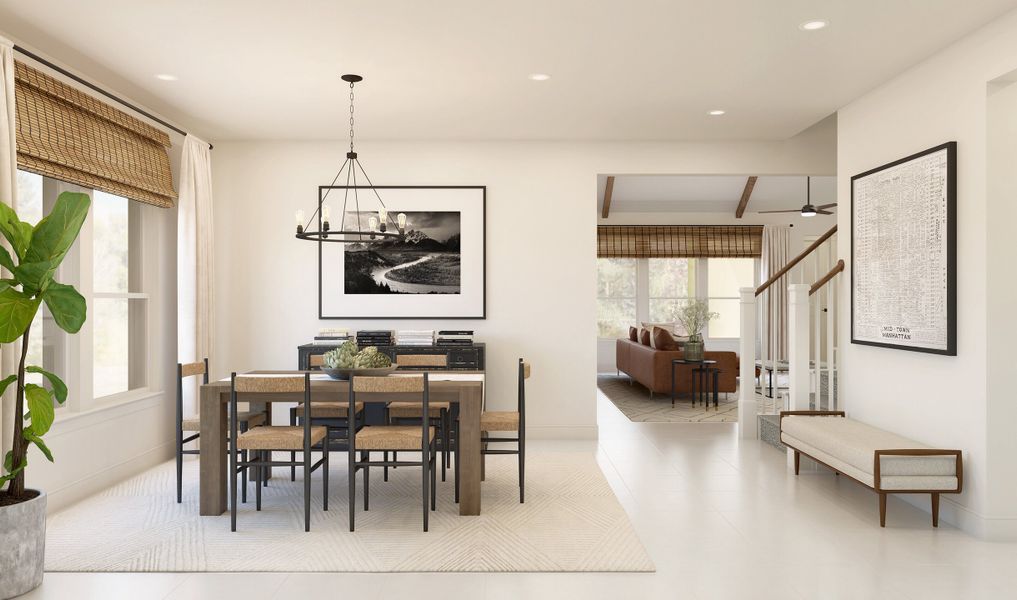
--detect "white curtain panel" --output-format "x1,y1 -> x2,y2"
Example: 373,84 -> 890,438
177,135 -> 215,417
0,36 -> 17,465
760,225 -> 791,361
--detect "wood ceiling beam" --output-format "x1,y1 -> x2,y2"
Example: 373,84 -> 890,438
601,176 -> 616,219
735,176 -> 758,218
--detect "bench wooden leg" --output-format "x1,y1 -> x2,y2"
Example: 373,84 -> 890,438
931,493 -> 940,527
793,450 -> 800,475
879,492 -> 887,527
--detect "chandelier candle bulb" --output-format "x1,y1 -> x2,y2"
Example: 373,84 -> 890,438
397,212 -> 407,232
295,209 -> 305,233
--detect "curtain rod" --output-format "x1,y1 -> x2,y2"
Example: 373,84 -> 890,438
13,45 -> 213,150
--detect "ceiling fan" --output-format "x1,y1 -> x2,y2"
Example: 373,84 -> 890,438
758,176 -> 836,217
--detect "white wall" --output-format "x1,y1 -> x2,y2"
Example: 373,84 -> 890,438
836,9 -> 1017,539
211,132 -> 835,439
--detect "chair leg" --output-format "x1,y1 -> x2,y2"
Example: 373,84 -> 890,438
383,451 -> 389,482
241,450 -> 248,504
230,442 -> 238,532
323,437 -> 330,512
363,451 -> 370,511
176,438 -> 183,504
255,451 -> 263,511
519,439 -> 525,504
454,421 -> 460,504
304,446 -> 312,533
348,446 -> 356,532
290,408 -> 297,482
430,446 -> 437,511
422,444 -> 429,532
441,410 -> 449,482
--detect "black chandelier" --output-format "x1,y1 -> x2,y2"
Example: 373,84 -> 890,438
295,74 -> 406,243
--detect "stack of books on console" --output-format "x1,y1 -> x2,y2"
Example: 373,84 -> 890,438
356,330 -> 393,348
396,330 -> 435,346
436,330 -> 474,347
312,327 -> 351,345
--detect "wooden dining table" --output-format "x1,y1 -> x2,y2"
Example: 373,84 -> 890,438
198,371 -> 485,517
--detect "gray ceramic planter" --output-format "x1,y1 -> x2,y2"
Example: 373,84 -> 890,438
0,490 -> 46,600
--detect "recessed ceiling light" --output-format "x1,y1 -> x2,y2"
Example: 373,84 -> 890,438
528,73 -> 551,81
708,110 -> 726,116
799,20 -> 828,31
154,73 -> 178,81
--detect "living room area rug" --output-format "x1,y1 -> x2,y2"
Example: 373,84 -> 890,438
44,450 -> 654,573
597,373 -> 740,422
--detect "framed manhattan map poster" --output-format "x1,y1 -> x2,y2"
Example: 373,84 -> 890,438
319,185 -> 486,319
851,142 -> 956,355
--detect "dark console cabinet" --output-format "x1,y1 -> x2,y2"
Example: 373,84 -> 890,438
297,342 -> 485,371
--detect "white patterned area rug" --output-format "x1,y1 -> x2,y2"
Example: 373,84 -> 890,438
45,451 -> 654,573
598,373 -> 738,423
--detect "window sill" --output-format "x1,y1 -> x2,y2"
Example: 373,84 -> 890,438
50,389 -> 165,437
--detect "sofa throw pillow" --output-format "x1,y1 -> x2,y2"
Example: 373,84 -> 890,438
651,326 -> 679,351
628,326 -> 638,342
639,328 -> 651,346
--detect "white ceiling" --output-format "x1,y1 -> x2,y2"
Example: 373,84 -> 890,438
599,175 -> 836,213
2,0 -> 1015,142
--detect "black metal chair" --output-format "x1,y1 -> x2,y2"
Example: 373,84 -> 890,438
348,374 -> 437,532
175,359 -> 265,504
230,373 -> 330,532
476,359 -> 529,503
288,356 -> 366,481
385,354 -> 451,483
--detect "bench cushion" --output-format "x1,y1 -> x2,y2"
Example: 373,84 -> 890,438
781,416 -> 958,491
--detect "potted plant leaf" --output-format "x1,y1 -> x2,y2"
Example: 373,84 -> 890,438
671,299 -> 718,361
0,192 -> 89,599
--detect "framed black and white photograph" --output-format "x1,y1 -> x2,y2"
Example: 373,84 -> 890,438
319,186 -> 486,319
850,142 -> 956,355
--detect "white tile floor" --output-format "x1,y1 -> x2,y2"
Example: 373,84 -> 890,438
26,389 -> 1017,599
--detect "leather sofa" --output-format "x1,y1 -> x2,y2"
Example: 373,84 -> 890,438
616,338 -> 738,396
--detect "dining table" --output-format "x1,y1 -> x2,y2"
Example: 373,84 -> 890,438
199,370 -> 485,517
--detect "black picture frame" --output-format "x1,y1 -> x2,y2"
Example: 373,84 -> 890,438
850,142 -> 956,355
317,185 -> 487,320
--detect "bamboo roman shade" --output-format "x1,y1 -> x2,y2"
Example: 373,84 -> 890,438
14,60 -> 177,208
597,225 -> 763,258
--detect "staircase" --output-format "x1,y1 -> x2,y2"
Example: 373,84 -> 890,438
736,225 -> 844,443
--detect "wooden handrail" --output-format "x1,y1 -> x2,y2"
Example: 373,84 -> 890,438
809,260 -> 845,296
755,224 -> 837,296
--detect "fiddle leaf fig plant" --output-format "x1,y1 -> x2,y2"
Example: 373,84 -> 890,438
0,191 -> 89,501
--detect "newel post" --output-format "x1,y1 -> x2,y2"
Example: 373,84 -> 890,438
738,287 -> 757,439
788,283 -> 811,411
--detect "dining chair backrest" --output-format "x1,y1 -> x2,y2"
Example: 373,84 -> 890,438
177,358 -> 209,428
352,375 -> 426,394
395,354 -> 447,369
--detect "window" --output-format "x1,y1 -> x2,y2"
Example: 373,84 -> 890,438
706,258 -> 755,338
597,256 -> 757,339
648,258 -> 695,326
597,258 -> 637,338
92,191 -> 148,398
15,170 -> 152,409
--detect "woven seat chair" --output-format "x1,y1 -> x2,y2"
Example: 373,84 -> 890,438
349,374 -> 437,532
288,355 -> 366,481
230,373 -> 330,532
474,359 -> 530,503
386,354 -> 451,483
176,359 -> 266,504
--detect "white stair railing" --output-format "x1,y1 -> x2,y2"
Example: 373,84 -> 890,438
788,259 -> 845,412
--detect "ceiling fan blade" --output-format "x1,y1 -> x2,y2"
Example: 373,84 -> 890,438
758,209 -> 802,214
816,203 -> 838,209
817,209 -> 834,215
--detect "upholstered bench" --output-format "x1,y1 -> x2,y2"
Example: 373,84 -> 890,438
779,411 -> 962,527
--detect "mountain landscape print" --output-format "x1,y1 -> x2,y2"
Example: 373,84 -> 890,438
344,211 -> 461,294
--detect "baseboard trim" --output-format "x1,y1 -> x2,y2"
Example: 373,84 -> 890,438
900,494 -> 1017,541
526,426 -> 598,440
44,441 -> 174,514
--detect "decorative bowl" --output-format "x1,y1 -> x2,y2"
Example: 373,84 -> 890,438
320,365 -> 398,380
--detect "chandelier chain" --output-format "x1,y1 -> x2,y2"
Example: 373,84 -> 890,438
349,82 -> 355,153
